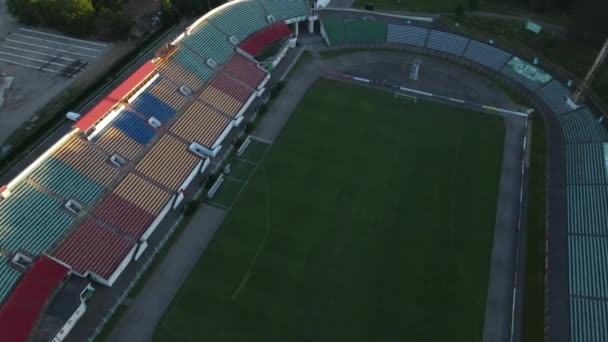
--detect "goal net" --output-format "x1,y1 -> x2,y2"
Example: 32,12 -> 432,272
394,92 -> 417,103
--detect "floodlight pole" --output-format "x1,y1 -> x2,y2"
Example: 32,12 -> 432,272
570,37 -> 608,104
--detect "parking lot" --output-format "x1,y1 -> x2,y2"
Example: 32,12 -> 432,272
0,27 -> 109,76
0,0 -> 115,147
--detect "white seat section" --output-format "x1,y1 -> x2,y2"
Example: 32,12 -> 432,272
425,30 -> 469,56
386,24 -> 428,47
463,40 -> 511,71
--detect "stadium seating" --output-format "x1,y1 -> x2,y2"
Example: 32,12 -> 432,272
171,101 -> 231,148
222,54 -> 268,89
94,174 -> 171,239
570,297 -> 608,342
464,40 -> 512,71
240,21 -> 292,57
0,183 -> 74,255
29,157 -> 105,206
147,78 -> 188,111
536,80 -> 573,115
207,0 -> 269,41
158,59 -> 206,92
52,136 -> 118,187
558,107 -> 608,143
53,219 -> 136,279
199,86 -> 243,118
172,48 -> 215,82
134,135 -> 200,191
566,143 -> 608,184
567,185 -> 608,235
0,255 -> 21,304
94,127 -> 143,160
130,93 -> 177,124
386,24 -> 428,47
322,16 -> 345,45
426,30 -> 469,56
211,73 -> 255,103
257,0 -> 309,22
182,21 -> 234,65
112,110 -> 157,145
344,19 -> 386,44
568,235 -> 608,298
500,59 -> 547,91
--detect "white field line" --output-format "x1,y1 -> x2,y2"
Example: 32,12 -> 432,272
11,32 -> 104,52
0,51 -> 70,68
0,57 -> 61,73
249,135 -> 273,144
1,45 -> 77,61
205,200 -> 229,209
4,38 -> 97,59
223,175 -> 246,183
19,27 -> 108,47
234,157 -> 258,166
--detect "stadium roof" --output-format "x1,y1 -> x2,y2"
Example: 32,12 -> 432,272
0,256 -> 69,342
74,61 -> 156,132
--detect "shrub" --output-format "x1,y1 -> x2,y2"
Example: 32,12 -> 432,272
454,4 -> 465,18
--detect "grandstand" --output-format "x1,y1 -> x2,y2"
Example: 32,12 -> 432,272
0,1 -> 605,340
0,0 -> 308,339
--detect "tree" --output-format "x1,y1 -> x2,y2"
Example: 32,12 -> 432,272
468,0 -> 478,10
6,0 -> 94,36
107,11 -> 132,40
570,0 -> 608,46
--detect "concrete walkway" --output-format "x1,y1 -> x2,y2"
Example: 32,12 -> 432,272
106,204 -> 226,342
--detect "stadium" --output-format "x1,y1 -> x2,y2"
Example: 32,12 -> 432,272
0,0 -> 605,341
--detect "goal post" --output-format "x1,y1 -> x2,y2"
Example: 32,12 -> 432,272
394,92 -> 417,103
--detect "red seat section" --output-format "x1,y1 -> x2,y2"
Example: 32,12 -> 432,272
0,256 -> 69,342
210,73 -> 255,102
240,21 -> 292,57
53,220 -> 136,279
93,193 -> 156,239
223,54 -> 268,89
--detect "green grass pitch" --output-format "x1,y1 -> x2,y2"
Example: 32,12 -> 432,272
155,78 -> 506,341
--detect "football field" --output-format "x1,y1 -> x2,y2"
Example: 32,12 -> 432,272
155,78 -> 505,341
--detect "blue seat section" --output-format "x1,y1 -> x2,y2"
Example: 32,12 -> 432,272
0,254 -> 21,304
570,297 -> 608,342
173,48 -> 215,81
386,24 -> 428,47
464,40 -> 512,71
537,80 -> 573,115
567,185 -> 608,235
208,0 -> 269,41
113,110 -> 156,145
182,21 -> 234,64
130,93 -> 176,124
426,30 -> 469,56
0,183 -> 74,255
566,143 -> 608,184
559,107 -> 608,143
569,235 -> 608,298
29,157 -> 105,206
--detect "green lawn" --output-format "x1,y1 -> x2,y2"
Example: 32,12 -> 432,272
155,78 -> 505,342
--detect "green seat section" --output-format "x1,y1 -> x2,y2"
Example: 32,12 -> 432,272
0,183 -> 74,255
322,16 -> 345,45
208,0 -> 269,41
258,0 -> 309,22
566,143 -> 608,184
173,48 -> 215,81
567,185 -> 608,235
559,107 -> 608,143
344,18 -> 386,43
29,157 -> 104,206
569,235 -> 608,298
570,297 -> 608,342
183,21 -> 234,65
0,254 -> 21,304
